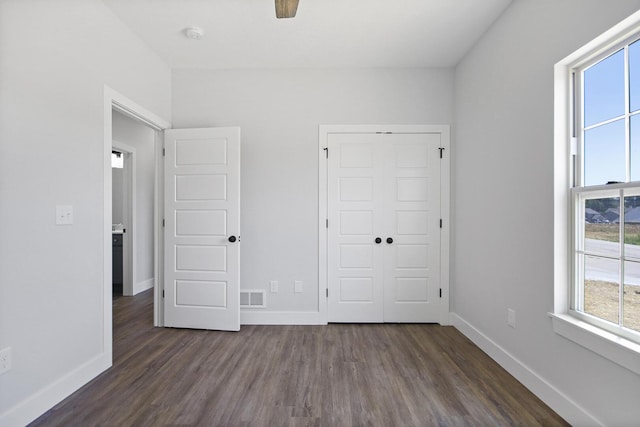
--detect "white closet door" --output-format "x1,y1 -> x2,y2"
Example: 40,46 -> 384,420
327,132 -> 442,323
327,133 -> 385,322
382,133 -> 441,322
164,127 -> 240,331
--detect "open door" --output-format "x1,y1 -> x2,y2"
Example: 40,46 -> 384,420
163,127 -> 240,331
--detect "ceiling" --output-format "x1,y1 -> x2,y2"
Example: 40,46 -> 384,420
102,0 -> 513,69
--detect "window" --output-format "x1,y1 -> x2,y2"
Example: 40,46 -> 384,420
112,151 -> 124,168
554,12 -> 640,373
573,38 -> 640,344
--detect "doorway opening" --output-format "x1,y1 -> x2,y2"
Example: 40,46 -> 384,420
111,147 -> 131,297
103,86 -> 170,367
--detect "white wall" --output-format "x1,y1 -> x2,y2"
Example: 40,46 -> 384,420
113,111 -> 156,288
453,0 -> 640,425
173,68 -> 453,313
0,0 -> 170,424
112,166 -> 125,224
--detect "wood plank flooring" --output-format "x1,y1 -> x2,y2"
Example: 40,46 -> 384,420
31,290 -> 568,426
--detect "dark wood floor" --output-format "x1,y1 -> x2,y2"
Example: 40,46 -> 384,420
31,290 -> 568,426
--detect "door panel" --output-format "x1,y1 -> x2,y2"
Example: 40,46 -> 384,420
383,133 -> 441,322
328,134 -> 384,322
328,132 -> 441,323
164,127 -> 240,331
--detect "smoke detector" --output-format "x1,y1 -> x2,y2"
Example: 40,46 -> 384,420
184,27 -> 205,40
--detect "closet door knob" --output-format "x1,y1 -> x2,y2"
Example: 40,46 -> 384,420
375,237 -> 382,244
386,237 -> 393,244
228,235 -> 237,243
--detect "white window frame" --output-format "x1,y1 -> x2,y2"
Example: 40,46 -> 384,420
553,11 -> 640,376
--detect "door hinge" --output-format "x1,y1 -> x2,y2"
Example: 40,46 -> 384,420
326,219 -> 329,228
323,147 -> 328,159
162,148 -> 166,157
326,288 -> 329,298
162,290 -> 165,298
162,219 -> 165,227
439,219 -> 443,228
439,288 -> 442,298
439,147 -> 445,159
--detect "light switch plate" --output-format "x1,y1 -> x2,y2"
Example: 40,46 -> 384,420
56,205 -> 73,225
294,280 -> 303,293
0,347 -> 11,375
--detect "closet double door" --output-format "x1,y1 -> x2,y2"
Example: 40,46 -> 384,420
328,132 -> 442,323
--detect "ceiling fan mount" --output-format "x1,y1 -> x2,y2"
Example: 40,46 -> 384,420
275,0 -> 299,19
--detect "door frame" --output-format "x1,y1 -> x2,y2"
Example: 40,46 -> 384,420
318,124 -> 451,325
111,142 -> 136,296
103,86 -> 171,364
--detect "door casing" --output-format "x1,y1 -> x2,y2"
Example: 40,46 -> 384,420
103,86 -> 171,367
318,124 -> 451,325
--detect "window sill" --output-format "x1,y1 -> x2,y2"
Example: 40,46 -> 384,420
549,313 -> 640,375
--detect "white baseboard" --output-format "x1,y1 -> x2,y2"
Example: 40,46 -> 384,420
0,353 -> 110,427
133,278 -> 154,295
241,310 -> 326,325
450,313 -> 602,427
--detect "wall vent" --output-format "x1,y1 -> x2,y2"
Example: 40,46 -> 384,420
240,290 -> 266,308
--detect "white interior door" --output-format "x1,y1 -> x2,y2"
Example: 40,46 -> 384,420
328,132 -> 442,323
383,133 -> 441,322
164,127 -> 240,331
327,134 -> 385,322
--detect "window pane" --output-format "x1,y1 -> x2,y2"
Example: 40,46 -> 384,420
584,197 -> 620,257
584,255 -> 620,324
584,119 -> 625,186
624,261 -> 640,333
624,195 -> 640,261
630,40 -> 640,113
624,196 -> 640,332
584,49 -> 625,127
631,115 -> 640,182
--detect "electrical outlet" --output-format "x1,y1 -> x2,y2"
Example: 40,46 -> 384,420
55,205 -> 73,225
294,280 -> 303,293
0,347 -> 12,375
507,309 -> 516,328
270,280 -> 278,293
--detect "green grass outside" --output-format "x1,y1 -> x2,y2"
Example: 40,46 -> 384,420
585,223 -> 640,245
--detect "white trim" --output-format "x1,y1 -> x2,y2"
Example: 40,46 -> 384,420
438,126 -> 451,325
105,86 -> 170,332
0,355 -> 108,427
554,10 -> 640,367
102,90 -> 114,370
153,130 -> 165,327
450,313 -> 603,427
318,124 -> 451,324
550,313 -> 640,376
108,88 -> 170,131
134,278 -> 155,296
318,127 -> 328,319
241,310 -> 326,325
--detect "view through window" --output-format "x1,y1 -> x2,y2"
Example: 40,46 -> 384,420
576,38 -> 640,340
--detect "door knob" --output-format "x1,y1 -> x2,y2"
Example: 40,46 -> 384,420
228,235 -> 237,243
375,237 -> 382,244
386,237 -> 393,244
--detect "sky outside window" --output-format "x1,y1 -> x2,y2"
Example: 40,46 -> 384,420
583,46 -> 640,186
584,49 -> 624,128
